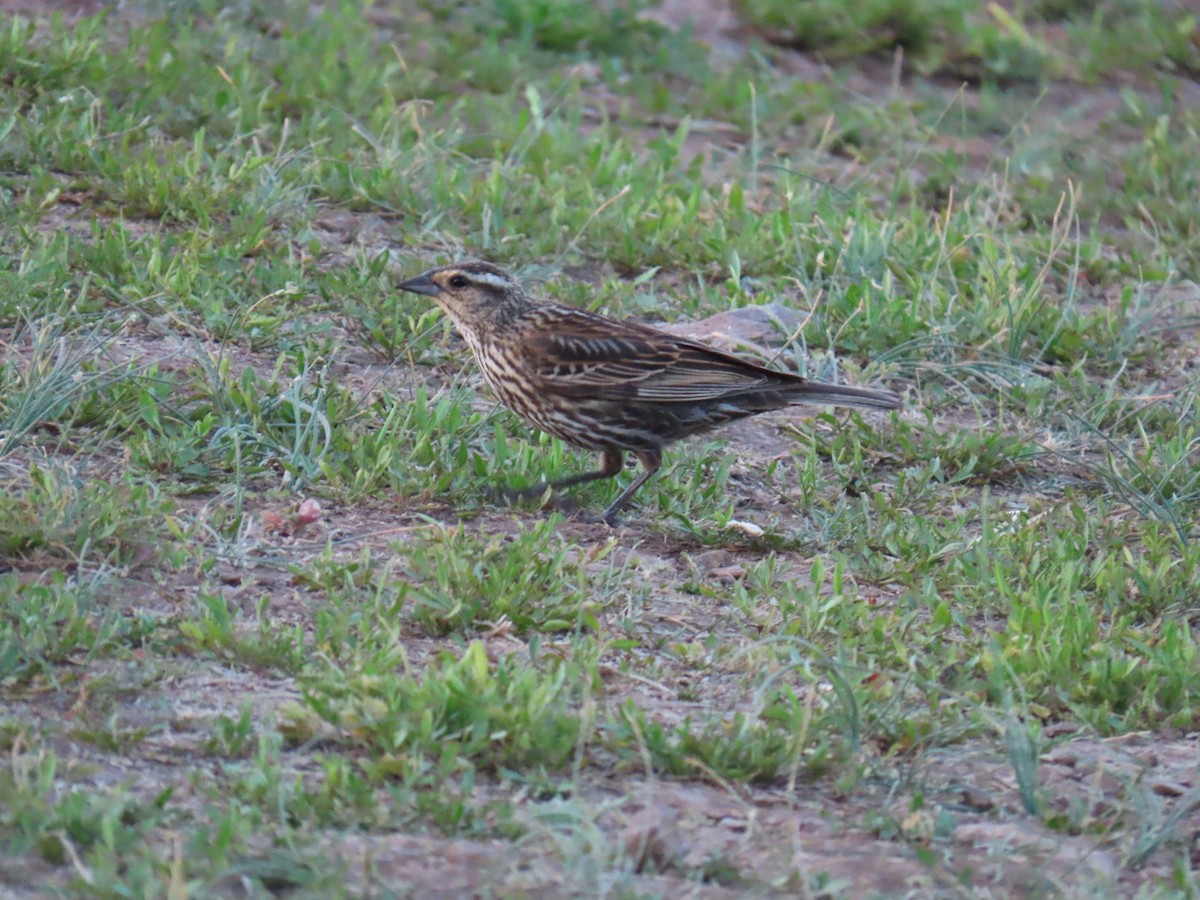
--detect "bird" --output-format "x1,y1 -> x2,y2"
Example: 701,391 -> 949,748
398,261 -> 901,525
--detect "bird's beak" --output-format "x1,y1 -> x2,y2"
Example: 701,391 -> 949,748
397,273 -> 441,297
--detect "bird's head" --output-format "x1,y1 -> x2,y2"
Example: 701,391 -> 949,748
398,261 -> 528,330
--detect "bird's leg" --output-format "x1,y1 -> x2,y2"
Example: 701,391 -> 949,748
549,448 -> 625,492
499,449 -> 625,506
598,450 -> 662,525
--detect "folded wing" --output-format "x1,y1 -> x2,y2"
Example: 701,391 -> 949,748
518,310 -> 795,402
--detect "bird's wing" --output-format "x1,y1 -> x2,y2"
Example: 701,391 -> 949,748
518,310 -> 793,402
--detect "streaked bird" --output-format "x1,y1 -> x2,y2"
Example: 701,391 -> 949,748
399,261 -> 901,524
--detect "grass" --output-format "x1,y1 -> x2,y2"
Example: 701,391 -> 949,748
2,0 -> 1199,895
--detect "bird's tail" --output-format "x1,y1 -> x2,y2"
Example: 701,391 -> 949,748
789,380 -> 902,410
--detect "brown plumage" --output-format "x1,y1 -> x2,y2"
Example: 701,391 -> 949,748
399,261 -> 901,524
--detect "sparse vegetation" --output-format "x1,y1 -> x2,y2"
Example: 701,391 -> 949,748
2,0 -> 1199,895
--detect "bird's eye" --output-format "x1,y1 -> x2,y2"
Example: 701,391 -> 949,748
448,275 -> 469,288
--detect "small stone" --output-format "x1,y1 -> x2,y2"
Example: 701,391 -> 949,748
709,564 -> 746,582
960,788 -> 995,811
620,808 -> 689,874
1151,780 -> 1188,798
726,519 -> 765,538
1134,749 -> 1159,767
1044,751 -> 1079,767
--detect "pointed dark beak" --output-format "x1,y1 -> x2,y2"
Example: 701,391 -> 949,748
397,273 -> 441,297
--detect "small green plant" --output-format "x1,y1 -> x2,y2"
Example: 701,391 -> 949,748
179,593 -> 309,674
400,519 -> 606,634
0,573 -> 155,682
607,699 -> 836,783
298,641 -> 587,776
203,705 -> 257,759
735,0 -> 1056,81
488,0 -> 667,55
0,739 -> 173,874
71,712 -> 154,754
0,464 -> 176,566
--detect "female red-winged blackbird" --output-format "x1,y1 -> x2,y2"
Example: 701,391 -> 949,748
399,261 -> 901,524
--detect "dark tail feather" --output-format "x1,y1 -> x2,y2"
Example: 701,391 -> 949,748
788,380 -> 902,410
